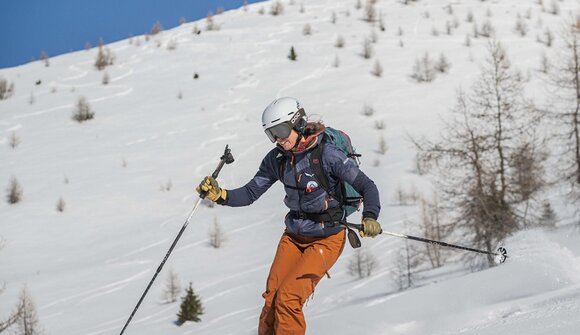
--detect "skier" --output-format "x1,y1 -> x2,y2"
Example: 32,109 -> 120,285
196,97 -> 382,334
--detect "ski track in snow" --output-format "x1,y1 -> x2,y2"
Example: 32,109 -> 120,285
13,84 -> 134,119
237,56 -> 267,88
0,122 -> 22,140
105,238 -> 171,265
203,283 -> 251,303
85,286 -> 254,335
235,141 -> 265,162
11,53 -> 137,120
276,58 -> 331,97
175,215 -> 277,254
186,306 -> 260,333
453,285 -> 580,334
77,282 -> 129,304
12,103 -> 74,119
7,123 -> 22,132
40,269 -> 150,310
132,305 -> 176,325
42,311 -> 64,320
197,263 -> 270,292
83,322 -> 126,335
60,62 -> 91,81
199,133 -> 238,149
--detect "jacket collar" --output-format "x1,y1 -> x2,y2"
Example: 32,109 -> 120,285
277,131 -> 324,156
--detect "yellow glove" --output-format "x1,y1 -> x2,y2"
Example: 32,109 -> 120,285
196,176 -> 227,203
360,217 -> 382,238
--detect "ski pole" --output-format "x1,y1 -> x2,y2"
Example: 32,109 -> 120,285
341,221 -> 508,264
119,145 -> 235,335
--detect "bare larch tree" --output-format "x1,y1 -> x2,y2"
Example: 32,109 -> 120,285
414,41 -> 546,268
548,17 -> 580,207
163,267 -> 181,303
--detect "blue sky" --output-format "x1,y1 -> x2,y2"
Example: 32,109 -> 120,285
1,0 -> 265,69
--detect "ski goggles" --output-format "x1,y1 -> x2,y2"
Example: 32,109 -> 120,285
265,122 -> 293,143
264,109 -> 305,143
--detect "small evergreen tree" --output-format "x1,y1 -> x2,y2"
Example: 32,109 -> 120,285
334,35 -> 345,48
361,103 -> 375,116
56,197 -> 66,212
6,176 -> 23,204
177,282 -> 204,325
288,46 -> 297,61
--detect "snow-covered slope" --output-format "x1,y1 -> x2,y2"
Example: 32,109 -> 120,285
1,0 -> 579,334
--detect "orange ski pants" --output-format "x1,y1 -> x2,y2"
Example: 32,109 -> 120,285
258,230 -> 346,335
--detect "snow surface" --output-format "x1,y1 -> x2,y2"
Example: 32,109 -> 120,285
1,0 -> 580,334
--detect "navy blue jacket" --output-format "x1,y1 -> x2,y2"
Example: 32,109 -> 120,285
222,134 -> 381,237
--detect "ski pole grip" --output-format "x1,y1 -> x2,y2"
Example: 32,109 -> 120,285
341,221 -> 383,235
211,145 -> 235,179
341,221 -> 364,231
200,145 -> 235,200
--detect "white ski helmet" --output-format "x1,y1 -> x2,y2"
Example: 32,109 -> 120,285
262,97 -> 307,143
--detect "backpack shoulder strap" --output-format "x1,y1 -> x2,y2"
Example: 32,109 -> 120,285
275,152 -> 286,181
309,141 -> 331,194
276,152 -> 305,190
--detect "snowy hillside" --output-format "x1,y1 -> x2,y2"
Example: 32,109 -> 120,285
1,0 -> 580,334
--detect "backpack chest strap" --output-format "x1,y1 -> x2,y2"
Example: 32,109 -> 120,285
288,207 -> 344,224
